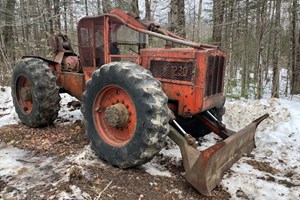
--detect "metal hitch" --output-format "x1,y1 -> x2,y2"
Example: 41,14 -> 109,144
168,113 -> 269,196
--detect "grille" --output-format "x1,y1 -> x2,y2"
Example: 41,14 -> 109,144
205,56 -> 225,96
149,60 -> 194,81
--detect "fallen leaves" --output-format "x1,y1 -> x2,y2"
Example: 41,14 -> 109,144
246,160 -> 280,174
0,121 -> 89,157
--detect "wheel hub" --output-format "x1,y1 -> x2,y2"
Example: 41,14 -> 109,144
104,103 -> 129,128
16,75 -> 33,115
20,87 -> 32,101
93,85 -> 136,146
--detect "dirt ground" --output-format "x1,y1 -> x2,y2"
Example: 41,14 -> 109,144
0,121 -> 231,200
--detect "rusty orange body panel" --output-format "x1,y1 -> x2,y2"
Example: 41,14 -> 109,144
56,71 -> 85,100
140,48 -> 226,116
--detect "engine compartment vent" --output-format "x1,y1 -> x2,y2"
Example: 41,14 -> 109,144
205,56 -> 225,96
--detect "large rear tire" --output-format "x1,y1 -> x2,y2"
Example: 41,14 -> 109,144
11,58 -> 61,127
82,62 -> 169,168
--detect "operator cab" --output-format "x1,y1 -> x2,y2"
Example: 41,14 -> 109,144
78,13 -> 148,68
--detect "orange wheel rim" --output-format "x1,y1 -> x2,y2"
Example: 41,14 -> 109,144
93,85 -> 137,147
16,75 -> 33,115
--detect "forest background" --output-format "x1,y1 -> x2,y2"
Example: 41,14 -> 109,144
0,0 -> 299,99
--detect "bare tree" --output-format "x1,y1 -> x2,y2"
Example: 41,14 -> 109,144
169,0 -> 186,37
145,0 -> 151,20
102,0 -> 112,13
212,0 -> 224,47
2,0 -> 16,61
255,1 -> 267,99
196,0 -> 202,42
271,0 -> 281,98
131,0 -> 139,16
54,0 -> 61,32
84,0 -> 88,16
290,0 -> 300,94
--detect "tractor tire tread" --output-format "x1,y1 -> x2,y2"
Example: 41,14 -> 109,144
11,58 -> 61,127
82,62 -> 169,168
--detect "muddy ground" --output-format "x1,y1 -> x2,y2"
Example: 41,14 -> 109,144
0,120 -> 231,200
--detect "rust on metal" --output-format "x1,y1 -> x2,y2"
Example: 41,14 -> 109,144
16,75 -> 33,115
196,113 -> 230,139
56,72 -> 85,100
93,85 -> 137,147
169,114 -> 269,196
104,103 -> 129,128
64,56 -> 81,72
21,8 -> 270,197
82,67 -> 96,82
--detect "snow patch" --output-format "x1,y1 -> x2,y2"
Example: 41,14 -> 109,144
0,87 -> 19,127
221,97 -> 300,199
56,93 -> 83,124
142,162 -> 172,177
1,85 -> 300,199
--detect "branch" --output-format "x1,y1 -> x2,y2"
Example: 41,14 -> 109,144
96,180 -> 113,200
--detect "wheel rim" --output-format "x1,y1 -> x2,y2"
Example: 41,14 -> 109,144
16,75 -> 33,115
93,85 -> 136,147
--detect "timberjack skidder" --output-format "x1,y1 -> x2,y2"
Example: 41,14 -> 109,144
11,9 -> 268,195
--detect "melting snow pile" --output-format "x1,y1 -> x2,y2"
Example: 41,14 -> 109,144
143,98 -> 300,199
0,87 -> 18,126
222,98 -> 300,199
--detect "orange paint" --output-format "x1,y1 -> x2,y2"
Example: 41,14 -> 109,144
43,8 -> 226,118
93,85 -> 137,147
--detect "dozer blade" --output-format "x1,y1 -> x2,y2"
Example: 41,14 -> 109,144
168,114 -> 269,196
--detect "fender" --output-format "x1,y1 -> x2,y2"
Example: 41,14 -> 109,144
21,55 -> 58,65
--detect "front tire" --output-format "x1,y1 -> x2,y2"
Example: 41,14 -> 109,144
82,62 -> 170,168
11,58 -> 61,127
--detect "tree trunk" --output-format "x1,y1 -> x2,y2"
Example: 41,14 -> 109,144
241,0 -> 249,98
102,0 -> 112,13
97,0 -> 101,15
225,0 -> 236,95
212,0 -> 224,47
53,0 -> 61,32
63,0 -> 67,34
145,0 -> 151,20
255,1 -> 267,99
84,0 -> 88,16
271,0 -> 281,98
265,1 -> 275,80
196,0 -> 202,42
169,0 -> 186,38
2,0 -> 17,61
177,0 -> 186,37
293,28 -> 300,94
45,0 -> 54,34
290,0 -> 300,94
169,0 -> 178,34
131,0 -> 139,16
